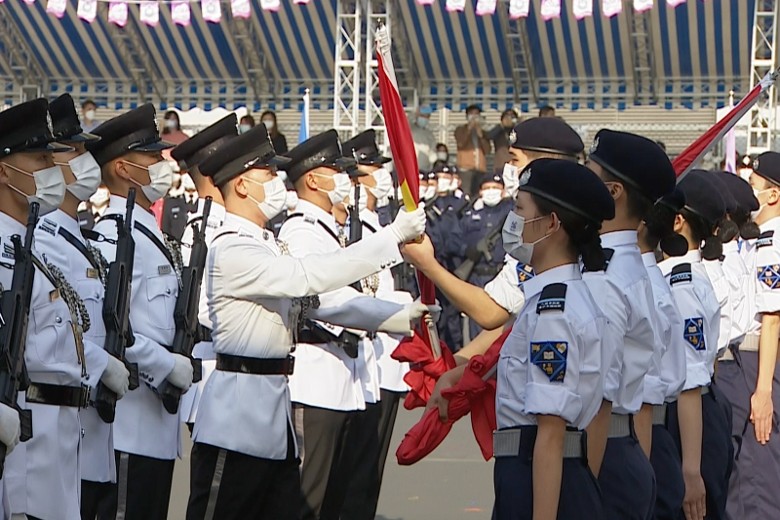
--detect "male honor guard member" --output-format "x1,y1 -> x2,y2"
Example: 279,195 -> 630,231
34,94 -> 131,520
87,104 -> 193,520
186,124 -> 427,518
279,130 -> 437,519
0,99 -> 83,520
170,114 -> 236,429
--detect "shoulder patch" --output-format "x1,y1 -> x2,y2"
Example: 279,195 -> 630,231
670,263 -> 693,285
536,283 -> 567,313
683,317 -> 706,351
303,215 -> 317,225
38,217 -> 58,237
757,230 -> 774,249
516,262 -> 535,286
530,341 -> 568,382
757,264 -> 780,289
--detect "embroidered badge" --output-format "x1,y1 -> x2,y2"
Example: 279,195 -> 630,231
757,264 -> 780,289
39,218 -> 58,237
531,341 -> 568,382
304,215 -> 317,225
158,265 -> 172,276
670,263 -> 693,285
683,317 -> 706,351
516,262 -> 535,286
86,268 -> 99,279
2,242 -> 14,260
756,230 -> 774,249
536,283 -> 567,313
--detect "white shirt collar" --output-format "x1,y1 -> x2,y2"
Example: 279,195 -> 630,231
296,199 -> 337,231
521,263 -> 581,300
45,209 -> 82,237
600,230 -> 638,248
107,195 -> 158,230
223,213 -> 274,242
658,249 -> 701,276
641,251 -> 658,268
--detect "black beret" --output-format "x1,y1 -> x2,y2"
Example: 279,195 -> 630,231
285,129 -> 356,183
481,172 -> 504,186
519,158 -> 615,224
656,188 -> 686,213
752,151 -> 780,186
171,114 -> 238,170
706,171 -> 737,215
0,98 -> 73,157
714,170 -> 758,212
342,129 -> 390,165
509,117 -> 583,158
87,104 -> 173,167
199,123 -> 289,187
432,163 -> 457,175
49,93 -> 100,143
588,129 -> 675,202
677,170 -> 727,225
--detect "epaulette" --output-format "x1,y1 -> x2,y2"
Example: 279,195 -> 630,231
757,230 -> 774,249
670,263 -> 693,286
536,283 -> 567,313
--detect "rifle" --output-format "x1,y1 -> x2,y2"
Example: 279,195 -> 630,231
159,197 -> 212,414
349,183 -> 362,244
454,222 -> 503,281
94,190 -> 139,424
0,202 -> 39,476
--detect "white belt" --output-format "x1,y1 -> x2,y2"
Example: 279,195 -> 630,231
740,335 -> 760,352
493,428 -> 584,458
608,413 -> 631,438
652,404 -> 667,426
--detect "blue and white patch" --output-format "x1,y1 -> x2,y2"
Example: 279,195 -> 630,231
536,283 -> 567,313
516,262 -> 535,286
670,263 -> 693,286
531,341 -> 568,382
757,230 -> 774,249
757,264 -> 780,289
683,317 -> 706,351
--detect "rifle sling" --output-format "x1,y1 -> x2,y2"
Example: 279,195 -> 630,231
134,222 -> 176,270
58,227 -> 101,272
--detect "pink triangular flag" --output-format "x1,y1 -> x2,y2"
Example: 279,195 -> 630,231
23,0 -> 36,5
602,0 -> 622,17
540,0 -> 561,20
202,0 -> 221,22
108,1 -> 128,26
171,1 -> 191,26
634,0 -> 654,11
508,0 -> 529,19
139,1 -> 159,26
231,0 -> 250,18
260,0 -> 280,12
667,0 -> 686,6
476,0 -> 496,15
77,0 -> 97,21
572,0 -> 593,19
46,0 -> 67,18
293,0 -> 310,4
417,0 -> 435,5
446,0 -> 466,12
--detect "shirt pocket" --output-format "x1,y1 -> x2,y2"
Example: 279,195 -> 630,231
497,348 -> 529,404
144,274 -> 178,335
31,296 -> 77,365
76,278 -> 106,343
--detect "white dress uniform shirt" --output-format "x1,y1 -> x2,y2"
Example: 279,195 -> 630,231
484,255 -> 527,315
0,212 -> 82,520
721,240 -> 751,345
582,231 -> 658,415
194,212 -> 405,459
91,196 -> 180,460
642,253 -> 686,403
659,251 -> 721,389
496,264 -> 606,431
178,199 -> 226,424
279,200 -> 411,412
359,208 -> 411,394
702,258 -> 732,356
34,210 -> 116,484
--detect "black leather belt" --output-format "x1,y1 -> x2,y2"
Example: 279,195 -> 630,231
198,324 -> 213,343
26,383 -> 89,408
216,354 -> 295,375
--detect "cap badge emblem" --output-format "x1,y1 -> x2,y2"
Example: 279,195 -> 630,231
589,137 -> 599,154
509,130 -> 517,146
46,111 -> 53,135
754,159 -> 760,170
519,168 -> 531,186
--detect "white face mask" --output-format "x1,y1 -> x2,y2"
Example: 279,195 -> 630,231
90,187 -> 110,207
126,160 -> 174,203
84,109 -> 96,121
448,178 -> 460,193
368,168 -> 393,199
59,152 -> 101,201
4,163 -> 66,216
418,185 -> 427,200
501,212 -> 551,264
436,151 -> 448,162
482,188 -> 503,207
262,120 -> 274,130
165,119 -> 178,130
437,178 -> 452,193
348,184 -> 368,213
424,185 -> 437,201
286,190 -> 299,211
502,163 -> 520,196
245,176 -> 287,220
315,172 -> 352,206
239,124 -> 252,134
752,188 -> 771,220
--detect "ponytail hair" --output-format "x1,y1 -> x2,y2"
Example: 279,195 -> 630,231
731,207 -> 760,240
680,207 -> 722,261
644,196 -> 688,257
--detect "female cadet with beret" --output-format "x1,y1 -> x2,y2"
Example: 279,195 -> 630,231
493,158 -> 614,519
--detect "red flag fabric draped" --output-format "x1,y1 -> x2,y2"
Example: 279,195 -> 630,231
673,69 -> 777,178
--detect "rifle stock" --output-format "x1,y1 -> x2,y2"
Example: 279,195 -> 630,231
453,222 -> 503,281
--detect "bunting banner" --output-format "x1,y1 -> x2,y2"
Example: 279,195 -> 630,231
230,0 -> 251,18
540,0 -> 561,20
139,1 -> 160,26
509,0 -> 530,19
667,0 -> 686,6
77,0 -> 97,21
417,0 -> 436,5
202,0 -> 221,23
634,0 -> 654,12
107,1 -> 128,27
572,0 -> 593,19
171,1 -> 191,26
46,0 -> 67,18
260,0 -> 281,12
603,0 -> 622,17
476,0 -> 498,16
446,0 -> 467,13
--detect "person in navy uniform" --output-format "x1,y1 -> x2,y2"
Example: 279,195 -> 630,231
493,158 -> 614,519
458,173 -> 512,342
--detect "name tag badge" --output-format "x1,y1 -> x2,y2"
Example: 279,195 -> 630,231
158,265 -> 172,276
86,268 -> 99,279
49,288 -> 60,302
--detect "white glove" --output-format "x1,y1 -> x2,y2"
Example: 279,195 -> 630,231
407,301 -> 442,324
0,403 -> 20,454
389,204 -> 426,243
101,356 -> 130,398
167,354 -> 194,391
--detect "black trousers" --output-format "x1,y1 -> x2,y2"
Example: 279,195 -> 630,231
294,404 -> 355,520
101,451 -> 175,520
186,437 -> 300,520
376,389 -> 403,484
649,424 -> 684,520
599,435 -> 656,520
81,480 -> 116,520
340,403 -> 382,520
